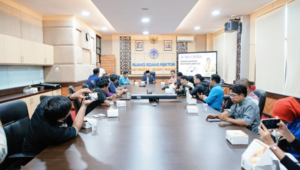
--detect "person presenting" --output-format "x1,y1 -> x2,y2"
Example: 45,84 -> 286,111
142,70 -> 155,83
118,71 -> 131,87
86,68 -> 101,89
259,120 -> 300,170
94,80 -> 116,106
203,58 -> 215,76
206,84 -> 260,135
168,70 -> 177,85
190,74 -> 210,98
236,78 -> 260,105
22,89 -> 98,154
96,62 -> 106,78
198,74 -> 223,110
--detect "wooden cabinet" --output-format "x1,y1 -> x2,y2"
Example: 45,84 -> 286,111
20,97 -> 31,117
21,39 -> 35,64
34,42 -> 45,65
1,34 -> 54,66
52,89 -> 61,96
44,44 -> 54,65
4,35 -> 21,64
101,55 -> 116,75
0,34 -> 4,63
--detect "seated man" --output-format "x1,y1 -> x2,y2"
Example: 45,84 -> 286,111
94,79 -> 116,106
119,71 -> 131,87
86,68 -> 101,88
168,70 -> 177,85
190,74 -> 210,98
206,84 -> 260,135
22,89 -> 97,154
177,75 -> 194,94
110,74 -> 126,96
142,70 -> 155,83
102,76 -> 123,98
198,74 -> 223,111
236,78 -> 259,105
175,72 -> 183,92
96,62 -> 106,78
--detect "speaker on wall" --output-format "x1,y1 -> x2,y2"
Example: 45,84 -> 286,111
225,21 -> 239,32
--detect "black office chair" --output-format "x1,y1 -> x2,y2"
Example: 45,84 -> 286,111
68,86 -> 81,115
82,84 -> 89,89
0,100 -> 36,170
143,71 -> 156,79
254,89 -> 267,117
90,80 -> 96,90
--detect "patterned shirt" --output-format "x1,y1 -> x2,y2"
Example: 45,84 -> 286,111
228,97 -> 261,135
168,76 -> 177,84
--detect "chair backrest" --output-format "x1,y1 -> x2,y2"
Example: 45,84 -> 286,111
144,71 -> 156,79
82,84 -> 89,89
0,100 -> 29,169
90,80 -> 96,90
254,89 -> 266,117
68,86 -> 81,114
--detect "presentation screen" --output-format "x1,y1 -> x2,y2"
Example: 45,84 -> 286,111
178,51 -> 217,77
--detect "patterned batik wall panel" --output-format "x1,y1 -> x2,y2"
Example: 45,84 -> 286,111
236,22 -> 242,80
176,42 -> 188,71
120,36 -> 131,74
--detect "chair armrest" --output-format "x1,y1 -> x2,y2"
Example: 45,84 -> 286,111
9,153 -> 37,159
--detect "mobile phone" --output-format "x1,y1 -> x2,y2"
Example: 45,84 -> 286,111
262,119 -> 281,129
84,92 -> 100,100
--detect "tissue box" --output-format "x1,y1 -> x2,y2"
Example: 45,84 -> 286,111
134,82 -> 139,85
117,101 -> 126,107
165,89 -> 174,94
140,81 -> 145,85
226,130 -> 248,145
187,99 -> 197,105
161,82 -> 165,85
107,109 -> 119,117
187,106 -> 198,113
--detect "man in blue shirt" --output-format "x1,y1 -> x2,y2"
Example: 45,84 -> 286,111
142,70 -> 155,83
119,71 -> 131,86
198,74 -> 223,110
86,68 -> 101,89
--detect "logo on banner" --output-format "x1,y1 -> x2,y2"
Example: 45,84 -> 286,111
149,49 -> 159,59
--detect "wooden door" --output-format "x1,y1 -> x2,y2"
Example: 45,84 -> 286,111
101,55 -> 116,75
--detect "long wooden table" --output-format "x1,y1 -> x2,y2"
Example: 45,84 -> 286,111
22,84 -> 259,170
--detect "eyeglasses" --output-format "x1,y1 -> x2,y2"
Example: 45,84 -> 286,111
229,94 -> 239,98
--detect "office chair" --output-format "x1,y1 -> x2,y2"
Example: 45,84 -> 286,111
68,86 -> 81,114
143,71 -> 156,79
82,84 -> 89,89
0,100 -> 36,170
254,89 -> 266,117
90,80 -> 96,90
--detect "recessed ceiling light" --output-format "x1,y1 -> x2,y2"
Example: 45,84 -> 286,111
143,31 -> 149,35
142,18 -> 149,23
194,26 -> 200,30
82,11 -> 90,16
212,10 -> 220,15
102,27 -> 107,31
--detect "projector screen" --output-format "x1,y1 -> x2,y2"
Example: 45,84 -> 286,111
178,51 -> 217,77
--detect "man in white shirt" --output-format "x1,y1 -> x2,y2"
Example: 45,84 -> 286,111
96,62 -> 106,78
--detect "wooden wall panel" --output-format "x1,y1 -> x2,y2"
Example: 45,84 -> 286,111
263,97 -> 277,116
101,55 -> 116,75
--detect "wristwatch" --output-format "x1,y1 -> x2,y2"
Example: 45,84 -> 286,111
67,94 -> 74,101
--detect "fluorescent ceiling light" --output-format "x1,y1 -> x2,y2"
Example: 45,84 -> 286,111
212,10 -> 220,15
194,26 -> 200,30
142,18 -> 150,23
102,27 -> 107,31
82,11 -> 90,16
143,31 -> 149,35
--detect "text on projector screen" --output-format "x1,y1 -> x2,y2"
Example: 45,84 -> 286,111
132,63 -> 175,67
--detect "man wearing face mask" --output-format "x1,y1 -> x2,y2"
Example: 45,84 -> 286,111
206,84 -> 261,135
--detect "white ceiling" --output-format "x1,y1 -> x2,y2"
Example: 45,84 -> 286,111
92,0 -> 198,35
13,0 -> 275,35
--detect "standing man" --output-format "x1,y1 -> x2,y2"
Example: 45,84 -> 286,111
206,84 -> 260,135
168,70 -> 177,85
198,74 -> 223,111
86,68 -> 101,89
142,70 -> 155,83
96,62 -> 106,78
119,71 -> 131,87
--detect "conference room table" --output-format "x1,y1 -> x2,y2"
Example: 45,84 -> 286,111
22,84 -> 259,170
